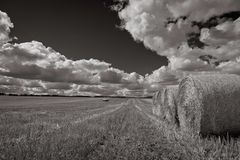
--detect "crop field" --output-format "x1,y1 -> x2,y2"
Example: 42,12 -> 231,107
1,96 -> 240,160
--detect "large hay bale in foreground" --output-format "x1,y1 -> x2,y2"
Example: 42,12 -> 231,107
178,74 -> 240,135
152,85 -> 179,125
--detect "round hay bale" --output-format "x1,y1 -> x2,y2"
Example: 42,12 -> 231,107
152,85 -> 179,125
152,90 -> 162,116
178,74 -> 240,136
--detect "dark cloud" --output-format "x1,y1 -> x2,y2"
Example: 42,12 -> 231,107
43,82 -> 72,90
99,68 -> 123,84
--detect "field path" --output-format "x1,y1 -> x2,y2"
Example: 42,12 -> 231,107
133,99 -> 161,126
72,101 -> 127,125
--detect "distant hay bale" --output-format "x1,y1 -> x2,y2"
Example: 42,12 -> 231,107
178,74 -> 240,136
152,85 -> 179,125
152,90 -> 162,116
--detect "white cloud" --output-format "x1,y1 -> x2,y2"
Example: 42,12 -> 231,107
0,11 -> 13,46
200,18 -> 240,46
167,0 -> 240,21
2,4 -> 240,97
75,84 -> 119,96
117,0 -> 197,55
116,88 -> 147,97
217,58 -> 240,75
145,66 -> 183,85
0,41 -> 109,84
0,40 -> 151,96
0,9 -> 156,97
114,0 -> 240,76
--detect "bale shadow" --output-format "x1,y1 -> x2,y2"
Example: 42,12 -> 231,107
201,131 -> 240,140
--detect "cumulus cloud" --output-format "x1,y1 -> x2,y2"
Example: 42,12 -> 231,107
0,75 -> 43,88
0,41 -> 150,96
145,66 -> 183,85
74,84 -> 120,96
217,58 -> 240,75
116,0 -> 196,54
0,11 -> 13,46
0,10 -> 153,97
167,0 -> 240,21
0,8 -> 187,97
116,88 -> 148,97
200,18 -> 240,46
0,41 -> 112,84
0,76 -> 46,95
99,68 -> 124,84
4,2 -> 240,97
114,0 -> 240,76
99,68 -> 144,84
0,75 -> 110,96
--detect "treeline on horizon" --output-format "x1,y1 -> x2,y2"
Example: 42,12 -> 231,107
0,92 -> 152,99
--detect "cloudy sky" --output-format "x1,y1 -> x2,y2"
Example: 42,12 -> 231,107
0,0 -> 240,97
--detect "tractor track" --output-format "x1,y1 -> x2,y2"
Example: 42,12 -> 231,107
72,101 -> 127,125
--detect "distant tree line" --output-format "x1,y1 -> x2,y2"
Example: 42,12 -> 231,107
0,92 -> 152,98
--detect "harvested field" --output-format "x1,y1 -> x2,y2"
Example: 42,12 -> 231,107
1,96 -> 240,159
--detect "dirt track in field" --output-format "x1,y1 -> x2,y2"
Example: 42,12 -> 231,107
71,98 -> 158,127
72,102 -> 126,124
133,99 -> 161,126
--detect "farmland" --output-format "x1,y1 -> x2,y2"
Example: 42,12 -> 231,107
0,96 -> 240,160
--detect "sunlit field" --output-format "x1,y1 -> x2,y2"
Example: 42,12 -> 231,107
1,96 -> 240,160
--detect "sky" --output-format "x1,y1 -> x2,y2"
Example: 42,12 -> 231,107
0,0 -> 240,97
1,0 -> 167,75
